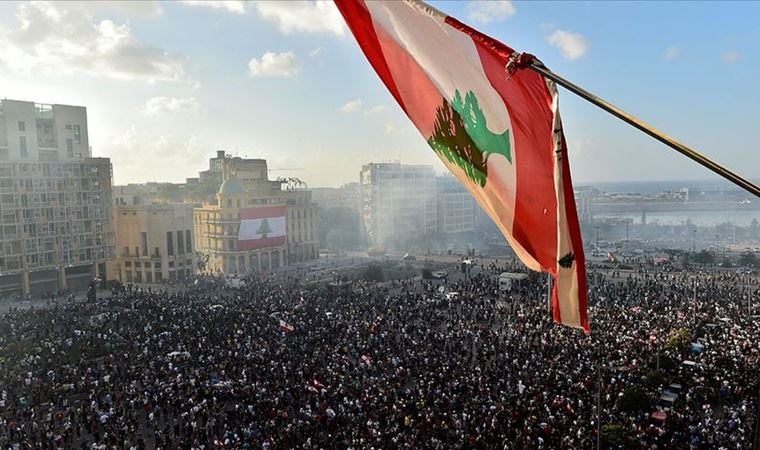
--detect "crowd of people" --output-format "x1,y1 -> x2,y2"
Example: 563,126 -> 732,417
0,262 -> 757,449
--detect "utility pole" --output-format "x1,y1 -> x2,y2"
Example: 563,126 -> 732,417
595,225 -> 600,249
692,229 -> 697,253
597,365 -> 602,450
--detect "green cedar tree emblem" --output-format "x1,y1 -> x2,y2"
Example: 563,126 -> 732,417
427,90 -> 512,187
257,218 -> 272,239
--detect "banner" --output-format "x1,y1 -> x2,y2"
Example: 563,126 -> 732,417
238,205 -> 287,250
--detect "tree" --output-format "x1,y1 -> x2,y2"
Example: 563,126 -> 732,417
601,424 -> 628,448
739,252 -> 757,267
665,328 -> 690,352
693,250 -> 714,264
257,218 -> 272,239
421,268 -> 432,279
619,387 -> 651,413
362,264 -> 384,282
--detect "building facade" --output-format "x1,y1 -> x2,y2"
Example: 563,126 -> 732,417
193,158 -> 319,274
311,183 -> 361,212
0,99 -> 115,297
359,162 -> 437,247
114,204 -> 195,283
436,175 -> 476,234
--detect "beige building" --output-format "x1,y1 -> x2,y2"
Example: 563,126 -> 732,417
194,157 -> 318,274
0,99 -> 115,297
115,203 -> 195,283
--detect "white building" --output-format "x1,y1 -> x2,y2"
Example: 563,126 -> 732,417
436,175 -> 476,234
360,162 -> 437,247
0,99 -> 115,297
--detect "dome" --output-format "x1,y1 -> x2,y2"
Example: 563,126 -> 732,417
218,177 -> 247,195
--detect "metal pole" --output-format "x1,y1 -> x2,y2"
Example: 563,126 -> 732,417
597,366 -> 602,450
527,60 -> 760,199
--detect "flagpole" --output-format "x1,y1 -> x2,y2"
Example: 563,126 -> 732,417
522,58 -> 760,199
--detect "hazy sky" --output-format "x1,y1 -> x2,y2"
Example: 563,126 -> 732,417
1,1 -> 758,187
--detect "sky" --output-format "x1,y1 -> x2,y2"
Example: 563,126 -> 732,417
0,0 -> 758,188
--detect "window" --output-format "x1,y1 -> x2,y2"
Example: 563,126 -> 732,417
134,246 -> 139,257
166,231 -> 174,255
145,271 -> 153,283
66,139 -> 73,158
153,246 -> 160,257
18,121 -> 25,132
177,230 -> 185,255
19,137 -> 27,158
123,246 -> 130,257
141,232 -> 148,256
185,230 -> 192,252
73,125 -> 81,144
125,270 -> 133,282
124,261 -> 131,267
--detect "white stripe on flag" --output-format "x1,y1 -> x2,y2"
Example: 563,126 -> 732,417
239,216 -> 285,241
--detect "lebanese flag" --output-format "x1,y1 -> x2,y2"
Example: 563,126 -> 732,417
336,0 -> 588,331
279,319 -> 294,333
238,206 -> 287,250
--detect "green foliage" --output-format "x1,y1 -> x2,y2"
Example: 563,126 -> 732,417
665,327 -> 690,352
693,250 -> 714,264
739,252 -> 757,267
619,387 -> 651,413
658,354 -> 677,371
362,264 -> 384,282
646,370 -> 665,387
421,268 -> 433,279
601,423 -> 627,448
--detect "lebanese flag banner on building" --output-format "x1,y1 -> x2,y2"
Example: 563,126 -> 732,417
238,206 -> 287,250
335,0 -> 589,332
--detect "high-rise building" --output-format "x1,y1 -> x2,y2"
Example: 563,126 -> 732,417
193,157 -> 319,274
436,175 -> 476,234
0,99 -> 115,297
359,162 -> 437,248
114,203 -> 195,283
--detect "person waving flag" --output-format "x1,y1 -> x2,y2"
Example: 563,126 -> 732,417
335,0 -> 589,332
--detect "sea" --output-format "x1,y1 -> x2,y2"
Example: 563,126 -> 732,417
576,179 -> 760,226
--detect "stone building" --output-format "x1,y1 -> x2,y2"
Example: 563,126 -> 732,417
193,158 -> 318,274
114,203 -> 195,283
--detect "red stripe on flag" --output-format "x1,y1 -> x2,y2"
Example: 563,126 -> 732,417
446,16 -> 559,274
238,235 -> 286,250
334,0 -> 407,112
558,133 -> 590,332
239,205 -> 286,220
